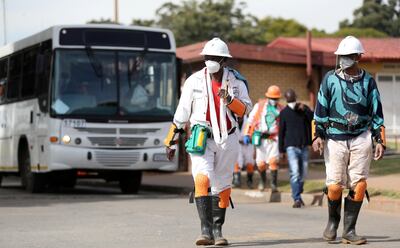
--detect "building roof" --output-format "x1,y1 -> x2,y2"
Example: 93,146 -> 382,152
177,37 -> 400,67
268,37 -> 400,61
177,40 -> 333,66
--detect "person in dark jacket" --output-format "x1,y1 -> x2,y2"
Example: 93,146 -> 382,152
279,89 -> 313,208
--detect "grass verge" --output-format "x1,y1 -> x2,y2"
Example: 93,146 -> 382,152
278,179 -> 400,200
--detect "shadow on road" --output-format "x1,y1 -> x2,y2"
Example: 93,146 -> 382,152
228,235 -> 397,247
0,178 -> 188,208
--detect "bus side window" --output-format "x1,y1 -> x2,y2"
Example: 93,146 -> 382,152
0,59 -> 7,103
36,40 -> 52,113
21,47 -> 39,98
7,54 -> 23,100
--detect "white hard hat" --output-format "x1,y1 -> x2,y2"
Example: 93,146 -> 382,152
0,78 -> 6,85
200,38 -> 232,58
334,36 -> 365,55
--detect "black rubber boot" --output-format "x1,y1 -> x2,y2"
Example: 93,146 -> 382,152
323,197 -> 342,241
195,196 -> 214,246
258,170 -> 266,191
270,170 -> 278,192
342,197 -> 367,245
232,172 -> 241,188
247,173 -> 253,189
212,196 -> 228,246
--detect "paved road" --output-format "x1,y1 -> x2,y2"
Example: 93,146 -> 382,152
1,178 -> 400,248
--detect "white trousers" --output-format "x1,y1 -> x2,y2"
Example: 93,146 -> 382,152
190,133 -> 239,195
238,143 -> 254,168
324,130 -> 373,189
255,139 -> 279,164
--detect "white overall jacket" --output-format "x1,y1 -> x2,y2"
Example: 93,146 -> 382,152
173,67 -> 252,143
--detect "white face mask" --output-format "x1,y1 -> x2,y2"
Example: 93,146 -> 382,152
268,99 -> 278,106
288,102 -> 296,109
205,60 -> 222,74
339,56 -> 357,70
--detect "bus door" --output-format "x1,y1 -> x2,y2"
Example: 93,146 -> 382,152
35,43 -> 52,169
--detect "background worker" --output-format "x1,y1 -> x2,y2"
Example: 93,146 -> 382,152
164,38 -> 252,246
244,85 -> 283,192
313,36 -> 385,245
279,89 -> 313,208
233,114 -> 255,189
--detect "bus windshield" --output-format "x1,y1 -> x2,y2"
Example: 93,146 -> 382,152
51,49 -> 176,121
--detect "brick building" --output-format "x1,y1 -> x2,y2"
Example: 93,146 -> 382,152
178,37 -> 400,134
268,37 -> 400,135
177,41 -> 328,107
176,37 -> 400,171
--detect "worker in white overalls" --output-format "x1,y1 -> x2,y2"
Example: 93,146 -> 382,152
233,114 -> 256,188
244,85 -> 283,192
164,38 -> 252,246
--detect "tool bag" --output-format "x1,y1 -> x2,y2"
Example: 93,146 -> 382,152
185,124 -> 209,155
252,130 -> 262,146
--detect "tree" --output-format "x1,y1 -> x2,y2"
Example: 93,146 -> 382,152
132,0 -> 330,46
139,0 -> 265,46
340,0 -> 400,37
131,19 -> 155,27
87,18 -> 119,24
310,28 -> 328,38
332,27 -> 388,38
258,17 -> 308,42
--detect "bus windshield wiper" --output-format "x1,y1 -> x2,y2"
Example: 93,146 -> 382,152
85,45 -> 104,79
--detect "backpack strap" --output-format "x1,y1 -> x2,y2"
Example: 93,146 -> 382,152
227,67 -> 249,92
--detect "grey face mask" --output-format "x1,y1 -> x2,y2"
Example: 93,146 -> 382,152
268,99 -> 278,106
339,56 -> 357,70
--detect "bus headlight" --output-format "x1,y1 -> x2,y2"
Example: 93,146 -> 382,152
62,135 -> 71,144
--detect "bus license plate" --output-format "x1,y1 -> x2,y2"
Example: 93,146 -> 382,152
63,119 -> 87,128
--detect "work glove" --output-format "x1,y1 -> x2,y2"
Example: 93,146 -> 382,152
243,135 -> 251,145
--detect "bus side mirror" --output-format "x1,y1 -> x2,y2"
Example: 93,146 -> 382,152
38,94 -> 48,113
176,57 -> 182,99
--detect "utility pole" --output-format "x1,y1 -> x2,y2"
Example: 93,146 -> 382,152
114,0 -> 119,23
2,0 -> 6,45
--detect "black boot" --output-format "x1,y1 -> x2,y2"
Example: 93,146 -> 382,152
232,172 -> 241,188
342,197 -> 367,245
323,197 -> 342,241
270,170 -> 278,192
195,196 -> 214,245
258,170 -> 266,191
247,173 -> 253,189
212,196 -> 228,246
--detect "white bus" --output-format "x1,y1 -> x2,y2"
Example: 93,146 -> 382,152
0,25 -> 180,193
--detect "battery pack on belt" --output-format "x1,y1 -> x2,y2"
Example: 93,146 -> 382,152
329,121 -> 367,132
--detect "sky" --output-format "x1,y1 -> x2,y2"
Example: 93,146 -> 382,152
0,0 -> 364,45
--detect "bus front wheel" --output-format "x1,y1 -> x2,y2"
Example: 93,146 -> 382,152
119,171 -> 142,194
19,146 -> 47,193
